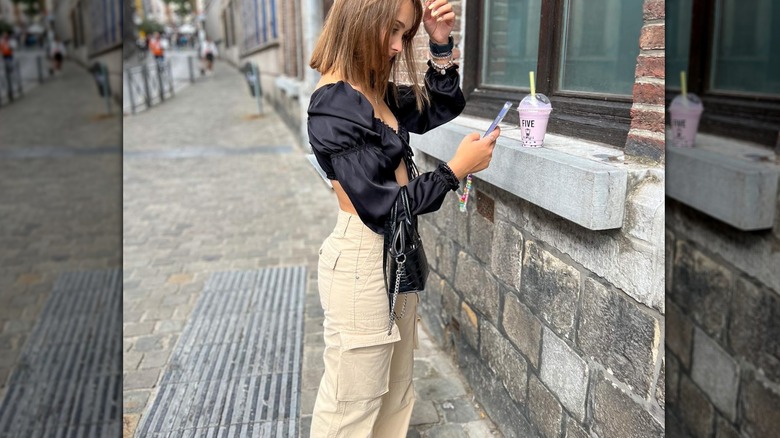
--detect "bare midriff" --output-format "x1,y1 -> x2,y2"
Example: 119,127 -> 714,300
334,159 -> 409,215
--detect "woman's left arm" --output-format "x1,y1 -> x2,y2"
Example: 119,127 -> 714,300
391,65 -> 465,134
391,0 -> 465,134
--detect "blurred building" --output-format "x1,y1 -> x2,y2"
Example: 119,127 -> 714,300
665,1 -> 780,437
137,0 -> 205,28
0,0 -> 55,32
204,0 -> 310,132
138,0 -> 169,25
0,0 -> 17,26
53,0 -> 122,101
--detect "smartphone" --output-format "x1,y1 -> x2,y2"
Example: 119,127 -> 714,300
484,101 -> 513,138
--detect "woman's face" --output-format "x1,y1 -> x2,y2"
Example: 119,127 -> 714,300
387,0 -> 415,61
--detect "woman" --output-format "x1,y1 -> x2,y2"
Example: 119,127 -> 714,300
307,0 -> 499,436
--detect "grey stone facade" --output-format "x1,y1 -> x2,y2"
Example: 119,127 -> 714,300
666,192 -> 780,438
414,151 -> 665,437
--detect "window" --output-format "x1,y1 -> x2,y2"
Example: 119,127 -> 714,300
239,0 -> 278,54
70,9 -> 81,48
77,2 -> 85,48
222,11 -> 229,47
481,0 -> 541,89
709,0 -> 779,95
666,0 -> 693,89
558,0 -> 643,95
87,0 -> 122,55
222,1 -> 237,48
464,0 -> 645,147
667,0 -> 780,147
281,0 -> 301,78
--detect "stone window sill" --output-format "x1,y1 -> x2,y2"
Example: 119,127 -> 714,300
409,115 -> 658,231
275,76 -> 300,99
666,133 -> 780,231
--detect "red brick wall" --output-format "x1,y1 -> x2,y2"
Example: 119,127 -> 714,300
625,0 -> 666,162
395,0 -> 463,85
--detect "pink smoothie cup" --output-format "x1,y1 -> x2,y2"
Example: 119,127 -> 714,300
518,93 -> 553,148
668,93 -> 704,148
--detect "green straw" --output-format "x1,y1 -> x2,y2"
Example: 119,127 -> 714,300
529,71 -> 536,98
681,71 -> 688,105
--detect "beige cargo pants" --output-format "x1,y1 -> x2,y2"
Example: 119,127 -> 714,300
310,210 -> 420,438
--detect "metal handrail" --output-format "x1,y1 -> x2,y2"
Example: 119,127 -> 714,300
123,55 -> 196,114
0,56 -> 47,107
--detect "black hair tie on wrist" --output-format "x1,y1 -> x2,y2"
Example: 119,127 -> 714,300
429,35 -> 454,56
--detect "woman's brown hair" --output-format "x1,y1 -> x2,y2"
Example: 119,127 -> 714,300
309,0 -> 428,112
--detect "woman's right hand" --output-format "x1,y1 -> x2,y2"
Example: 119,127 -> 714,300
447,127 -> 500,180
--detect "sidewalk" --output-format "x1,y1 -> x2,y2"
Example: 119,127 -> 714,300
0,60 -> 119,148
122,61 -> 501,437
0,60 -> 122,434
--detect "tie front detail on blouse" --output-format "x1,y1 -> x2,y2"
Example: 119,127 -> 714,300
307,62 -> 467,235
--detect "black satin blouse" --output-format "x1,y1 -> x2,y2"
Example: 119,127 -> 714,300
307,61 -> 466,235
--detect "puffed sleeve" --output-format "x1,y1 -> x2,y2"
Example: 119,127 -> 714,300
388,60 -> 466,134
308,82 -> 460,235
307,83 -> 378,180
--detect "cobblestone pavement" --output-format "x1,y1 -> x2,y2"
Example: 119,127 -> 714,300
123,61 -> 500,437
0,60 -> 122,402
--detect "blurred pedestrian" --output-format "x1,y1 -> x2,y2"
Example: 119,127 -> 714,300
1,32 -> 14,66
307,0 -> 498,436
199,38 -> 217,75
149,32 -> 165,62
48,36 -> 66,74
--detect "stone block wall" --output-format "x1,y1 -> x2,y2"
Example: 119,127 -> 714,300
415,153 -> 665,438
666,198 -> 780,438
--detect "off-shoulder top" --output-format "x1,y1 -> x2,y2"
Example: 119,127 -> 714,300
307,61 -> 466,235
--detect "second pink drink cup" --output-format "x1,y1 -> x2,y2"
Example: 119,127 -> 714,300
668,93 -> 704,148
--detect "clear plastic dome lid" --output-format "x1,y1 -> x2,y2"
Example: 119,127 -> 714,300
519,93 -> 552,109
670,93 -> 703,109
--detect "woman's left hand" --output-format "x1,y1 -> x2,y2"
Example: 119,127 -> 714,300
423,0 -> 455,44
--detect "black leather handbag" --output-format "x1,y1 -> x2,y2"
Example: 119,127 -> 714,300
383,186 -> 429,334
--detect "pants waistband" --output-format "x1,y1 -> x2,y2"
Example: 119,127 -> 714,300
333,210 -> 383,242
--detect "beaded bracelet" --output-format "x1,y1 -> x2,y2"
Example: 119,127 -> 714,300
430,57 -> 455,75
430,50 -> 453,59
458,174 -> 473,212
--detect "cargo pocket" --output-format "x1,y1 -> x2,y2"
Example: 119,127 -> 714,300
336,328 -> 402,402
319,239 -> 341,271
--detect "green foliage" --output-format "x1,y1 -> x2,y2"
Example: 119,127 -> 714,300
0,20 -> 13,34
15,0 -> 42,18
138,19 -> 164,34
171,0 -> 193,17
